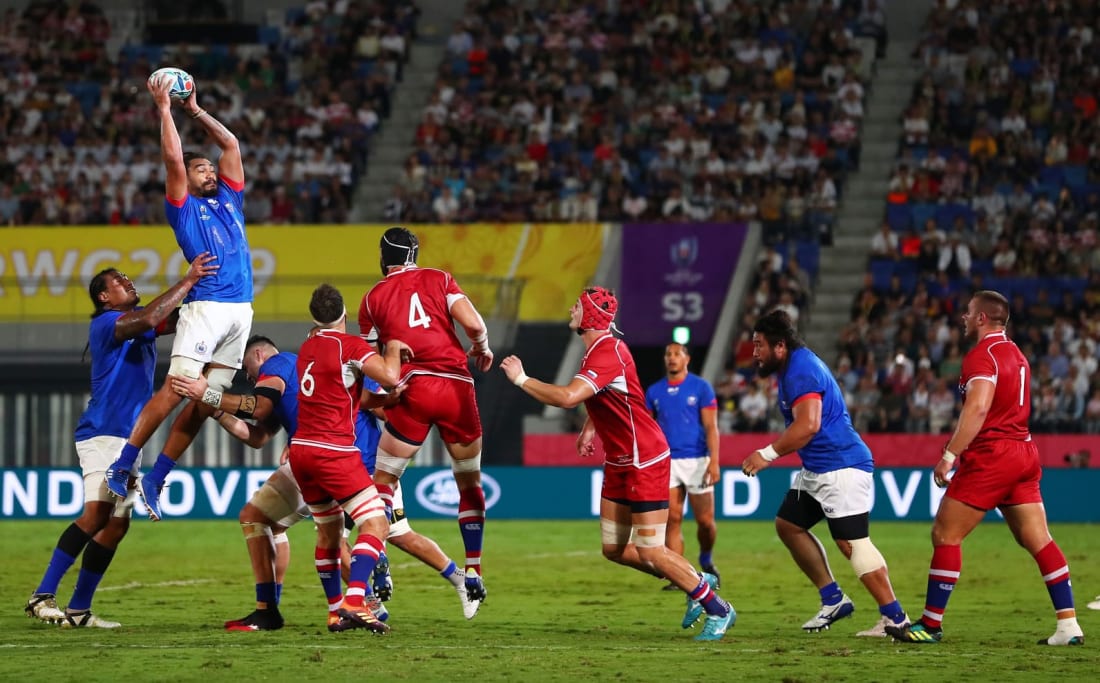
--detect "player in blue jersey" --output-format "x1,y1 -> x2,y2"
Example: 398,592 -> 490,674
645,343 -> 722,588
105,70 -> 255,521
171,336 -> 479,630
25,254 -> 216,628
740,310 -> 910,637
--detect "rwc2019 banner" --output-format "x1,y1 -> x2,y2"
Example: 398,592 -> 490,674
3,467 -> 1097,522
618,223 -> 748,346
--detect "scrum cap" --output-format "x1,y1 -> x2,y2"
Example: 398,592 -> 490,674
578,286 -> 618,331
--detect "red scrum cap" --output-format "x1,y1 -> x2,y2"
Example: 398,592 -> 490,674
578,286 -> 618,331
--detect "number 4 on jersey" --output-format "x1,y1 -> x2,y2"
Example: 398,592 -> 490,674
409,292 -> 432,329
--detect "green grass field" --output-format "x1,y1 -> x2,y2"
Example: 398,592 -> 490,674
1,519 -> 1097,682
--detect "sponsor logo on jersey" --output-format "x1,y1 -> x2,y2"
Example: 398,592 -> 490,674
207,199 -> 220,209
667,385 -> 679,395
415,470 -> 501,516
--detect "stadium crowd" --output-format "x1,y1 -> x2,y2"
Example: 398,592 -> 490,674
384,0 -> 879,226
720,0 -> 1100,437
0,0 -> 419,226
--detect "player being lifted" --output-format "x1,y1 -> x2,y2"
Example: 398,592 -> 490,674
358,227 -> 493,607
105,69 -> 254,520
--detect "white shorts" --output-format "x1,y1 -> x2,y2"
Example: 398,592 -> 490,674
669,457 -> 713,495
793,467 -> 873,518
249,462 -> 310,529
170,300 -> 253,369
76,435 -> 140,517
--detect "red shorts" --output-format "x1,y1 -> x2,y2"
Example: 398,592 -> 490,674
601,457 -> 671,504
947,439 -> 1042,511
385,374 -> 482,445
289,443 -> 373,505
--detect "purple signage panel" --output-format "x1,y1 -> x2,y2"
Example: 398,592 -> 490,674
619,223 -> 747,346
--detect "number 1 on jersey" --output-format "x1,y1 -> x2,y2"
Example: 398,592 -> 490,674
1019,365 -> 1026,407
409,292 -> 432,329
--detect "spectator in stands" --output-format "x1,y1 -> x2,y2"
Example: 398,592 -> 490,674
737,381 -> 770,433
927,378 -> 956,435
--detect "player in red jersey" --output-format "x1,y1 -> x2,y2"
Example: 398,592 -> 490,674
888,291 -> 1084,646
358,227 -> 494,606
500,287 -> 735,641
289,283 -> 409,634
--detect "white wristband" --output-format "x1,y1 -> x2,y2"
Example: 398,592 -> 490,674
201,388 -> 223,408
472,331 -> 489,352
513,371 -> 530,387
758,444 -> 780,462
941,449 -> 958,464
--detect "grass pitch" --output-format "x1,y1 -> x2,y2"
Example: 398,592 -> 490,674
1,519 -> 1097,682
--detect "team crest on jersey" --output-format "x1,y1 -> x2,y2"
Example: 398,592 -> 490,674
586,369 -> 598,379
687,395 -> 697,405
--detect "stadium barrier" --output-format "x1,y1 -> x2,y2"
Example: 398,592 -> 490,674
523,433 -> 1098,469
3,466 -> 1097,522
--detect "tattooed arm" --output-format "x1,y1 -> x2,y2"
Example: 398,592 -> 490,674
113,252 -> 218,342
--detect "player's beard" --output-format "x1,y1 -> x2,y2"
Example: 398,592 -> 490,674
756,355 -> 781,377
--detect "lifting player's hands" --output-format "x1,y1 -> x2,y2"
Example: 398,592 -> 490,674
499,355 -> 525,386
170,373 -> 209,401
468,344 -> 494,372
147,71 -> 175,110
741,450 -> 771,477
184,252 -> 218,285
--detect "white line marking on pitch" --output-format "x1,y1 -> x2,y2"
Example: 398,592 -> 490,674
98,579 -> 215,592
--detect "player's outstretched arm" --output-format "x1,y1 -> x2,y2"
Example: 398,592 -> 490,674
113,252 -> 218,342
213,412 -> 278,449
170,373 -> 283,424
500,355 -> 595,409
150,74 -> 188,201
181,87 -> 243,185
451,297 -> 493,372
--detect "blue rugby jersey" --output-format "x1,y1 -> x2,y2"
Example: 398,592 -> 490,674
645,373 -> 717,460
164,176 -> 252,303
777,347 -> 874,474
74,310 -> 157,441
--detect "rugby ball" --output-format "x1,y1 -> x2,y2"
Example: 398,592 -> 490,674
149,67 -> 194,101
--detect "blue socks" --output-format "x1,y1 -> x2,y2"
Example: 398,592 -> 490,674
115,442 -> 141,471
144,453 -> 177,488
275,583 -> 283,606
36,523 -> 91,595
819,581 -> 844,606
699,551 -> 713,567
878,600 -> 906,623
256,582 -> 278,608
68,540 -> 115,611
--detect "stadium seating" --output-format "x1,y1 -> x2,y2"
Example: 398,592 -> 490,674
0,0 -> 419,225
836,1 -> 1100,434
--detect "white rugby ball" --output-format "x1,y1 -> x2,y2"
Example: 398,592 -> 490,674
149,67 -> 195,101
